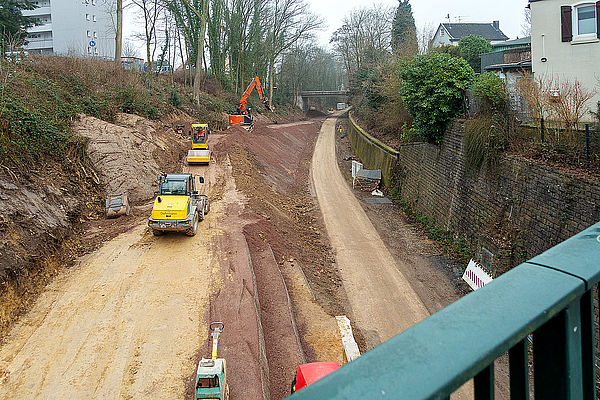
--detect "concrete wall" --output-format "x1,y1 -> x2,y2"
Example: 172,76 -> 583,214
530,0 -> 600,122
347,113 -> 399,187
347,116 -> 600,271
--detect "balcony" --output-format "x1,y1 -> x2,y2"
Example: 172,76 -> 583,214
25,39 -> 54,51
28,23 -> 52,34
22,7 -> 51,16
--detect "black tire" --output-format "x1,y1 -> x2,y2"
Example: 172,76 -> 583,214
152,229 -> 164,236
199,207 -> 205,222
185,214 -> 198,236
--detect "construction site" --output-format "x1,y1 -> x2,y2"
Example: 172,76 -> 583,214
0,63 -> 476,399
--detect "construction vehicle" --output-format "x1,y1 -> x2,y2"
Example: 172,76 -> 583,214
228,76 -> 273,127
187,123 -> 210,164
105,193 -> 130,218
148,173 -> 210,236
290,362 -> 341,394
196,322 -> 229,400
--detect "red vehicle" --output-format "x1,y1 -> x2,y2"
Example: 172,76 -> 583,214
290,362 -> 341,394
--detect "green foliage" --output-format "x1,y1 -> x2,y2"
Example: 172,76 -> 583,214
472,72 -> 507,111
430,44 -> 460,57
458,35 -> 492,73
398,52 -> 475,143
0,0 -> 36,54
464,114 -> 508,170
351,68 -> 384,110
391,0 -> 417,55
168,89 -> 181,107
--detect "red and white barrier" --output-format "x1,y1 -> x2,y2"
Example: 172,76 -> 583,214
462,259 -> 493,291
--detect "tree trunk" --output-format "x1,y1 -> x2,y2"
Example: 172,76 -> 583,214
268,57 -> 274,105
115,0 -> 123,65
193,0 -> 209,103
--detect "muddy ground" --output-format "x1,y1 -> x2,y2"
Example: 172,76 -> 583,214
211,116 -> 347,399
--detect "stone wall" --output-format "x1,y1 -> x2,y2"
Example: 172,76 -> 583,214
350,117 -> 600,271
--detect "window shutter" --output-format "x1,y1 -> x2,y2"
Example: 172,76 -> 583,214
596,1 -> 600,39
561,5 -> 572,42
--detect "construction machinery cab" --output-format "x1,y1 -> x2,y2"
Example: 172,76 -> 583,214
192,124 -> 209,149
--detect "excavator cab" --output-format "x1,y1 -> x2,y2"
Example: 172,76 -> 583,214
228,76 -> 271,127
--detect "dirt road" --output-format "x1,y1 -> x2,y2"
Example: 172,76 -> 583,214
0,164 -> 221,399
312,116 -> 430,348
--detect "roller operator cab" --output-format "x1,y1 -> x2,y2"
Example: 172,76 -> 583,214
148,173 -> 210,236
290,362 -> 341,394
187,124 -> 211,164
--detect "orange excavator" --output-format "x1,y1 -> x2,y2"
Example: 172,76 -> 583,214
228,76 -> 273,126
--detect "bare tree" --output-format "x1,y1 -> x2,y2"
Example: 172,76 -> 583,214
266,0 -> 322,102
417,21 -> 435,54
131,0 -> 165,72
331,5 -> 393,80
122,40 -> 140,57
521,6 -> 531,37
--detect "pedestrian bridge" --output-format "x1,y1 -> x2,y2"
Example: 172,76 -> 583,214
289,221 -> 600,399
297,90 -> 349,112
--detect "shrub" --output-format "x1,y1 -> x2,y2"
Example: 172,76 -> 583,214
458,35 -> 492,73
464,114 -> 508,170
430,44 -> 460,58
399,52 -> 475,143
168,89 -> 181,107
472,72 -> 507,112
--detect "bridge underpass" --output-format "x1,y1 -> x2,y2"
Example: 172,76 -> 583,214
297,90 -> 349,112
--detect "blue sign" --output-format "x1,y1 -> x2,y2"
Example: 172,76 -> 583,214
89,40 -> 96,47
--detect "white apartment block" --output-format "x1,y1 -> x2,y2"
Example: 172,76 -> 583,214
23,0 -> 115,58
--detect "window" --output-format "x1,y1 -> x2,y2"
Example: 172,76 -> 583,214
92,15 -> 96,22
85,13 -> 90,20
87,30 -> 91,37
93,31 -> 97,38
87,46 -> 91,54
575,4 -> 597,36
91,0 -> 96,5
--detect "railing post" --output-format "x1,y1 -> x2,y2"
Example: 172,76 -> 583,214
580,290 -> 596,400
533,299 -> 583,399
585,124 -> 590,164
474,364 -> 494,400
509,339 -> 529,400
541,118 -> 545,143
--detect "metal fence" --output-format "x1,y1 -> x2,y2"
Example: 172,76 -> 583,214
289,221 -> 600,399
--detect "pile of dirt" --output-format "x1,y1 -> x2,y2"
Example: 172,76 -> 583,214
72,113 -> 188,204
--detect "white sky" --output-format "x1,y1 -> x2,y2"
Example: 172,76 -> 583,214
123,0 -> 531,60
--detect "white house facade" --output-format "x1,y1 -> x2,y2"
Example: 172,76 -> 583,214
431,22 -> 509,47
530,0 -> 600,121
23,0 -> 115,58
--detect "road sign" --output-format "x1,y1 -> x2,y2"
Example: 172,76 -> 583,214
89,40 -> 96,47
462,259 -> 493,291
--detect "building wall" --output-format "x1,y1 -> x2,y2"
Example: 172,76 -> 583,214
24,0 -> 115,58
431,25 -> 454,47
530,0 -> 600,121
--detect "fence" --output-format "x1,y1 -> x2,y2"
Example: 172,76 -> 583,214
289,221 -> 600,399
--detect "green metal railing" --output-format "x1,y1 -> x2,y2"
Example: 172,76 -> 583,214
289,221 -> 600,399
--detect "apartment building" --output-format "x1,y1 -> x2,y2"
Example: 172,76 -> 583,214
23,0 -> 115,58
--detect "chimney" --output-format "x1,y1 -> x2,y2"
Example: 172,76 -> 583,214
493,20 -> 500,30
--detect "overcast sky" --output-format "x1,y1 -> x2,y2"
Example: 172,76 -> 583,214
123,0 -> 530,59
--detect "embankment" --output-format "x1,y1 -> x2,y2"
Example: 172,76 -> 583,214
346,114 -> 600,271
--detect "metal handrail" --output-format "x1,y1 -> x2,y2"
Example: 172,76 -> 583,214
289,221 -> 600,399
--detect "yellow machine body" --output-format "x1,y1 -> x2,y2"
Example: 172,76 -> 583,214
151,195 -> 190,220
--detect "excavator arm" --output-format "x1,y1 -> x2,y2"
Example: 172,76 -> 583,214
238,76 -> 272,114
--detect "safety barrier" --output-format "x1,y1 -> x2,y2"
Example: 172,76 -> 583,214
289,221 -> 600,399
